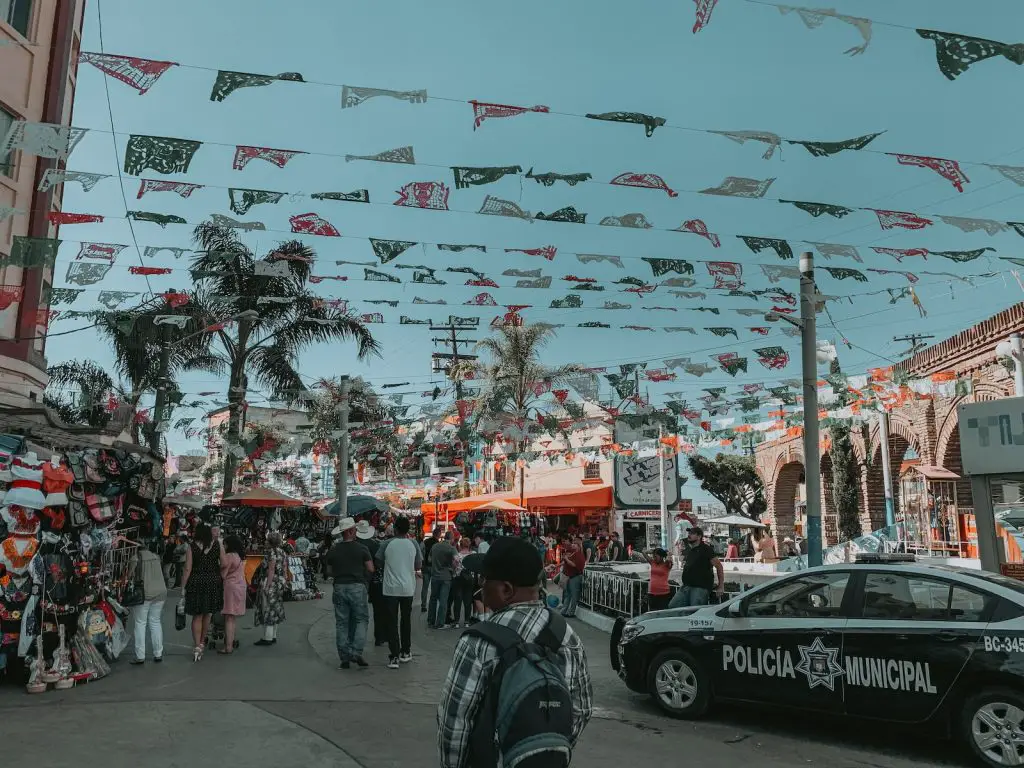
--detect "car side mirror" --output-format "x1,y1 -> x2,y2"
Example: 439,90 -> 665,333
728,600 -> 743,618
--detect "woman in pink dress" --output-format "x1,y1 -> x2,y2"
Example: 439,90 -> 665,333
218,534 -> 248,654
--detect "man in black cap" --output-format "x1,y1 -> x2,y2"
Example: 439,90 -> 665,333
437,537 -> 593,768
668,526 -> 724,608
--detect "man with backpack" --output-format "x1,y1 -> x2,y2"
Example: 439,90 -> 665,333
421,526 -> 442,613
437,537 -> 593,768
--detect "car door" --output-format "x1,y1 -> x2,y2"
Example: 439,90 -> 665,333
842,569 -> 993,724
713,570 -> 853,714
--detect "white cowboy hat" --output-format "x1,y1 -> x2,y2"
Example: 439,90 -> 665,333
331,517 -> 357,537
355,519 -> 376,540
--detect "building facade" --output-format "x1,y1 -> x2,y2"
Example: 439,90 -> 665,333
0,0 -> 84,406
754,302 -> 1024,547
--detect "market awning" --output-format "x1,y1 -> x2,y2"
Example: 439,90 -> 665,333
221,487 -> 304,508
704,514 -> 768,529
916,465 -> 961,481
422,485 -> 612,515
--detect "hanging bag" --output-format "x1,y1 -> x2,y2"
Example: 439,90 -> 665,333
84,492 -> 116,525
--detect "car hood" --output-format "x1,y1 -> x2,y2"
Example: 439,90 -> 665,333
642,606 -> 705,620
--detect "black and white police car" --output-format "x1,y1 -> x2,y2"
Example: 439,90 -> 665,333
611,555 -> 1024,767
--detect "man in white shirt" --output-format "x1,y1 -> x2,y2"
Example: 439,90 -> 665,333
474,533 -> 490,554
377,516 -> 422,669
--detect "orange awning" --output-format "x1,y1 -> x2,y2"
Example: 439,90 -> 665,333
221,487 -> 304,508
422,485 -> 612,515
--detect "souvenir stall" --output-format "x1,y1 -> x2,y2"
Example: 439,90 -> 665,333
898,465 -> 964,556
0,445 -> 165,692
219,487 -> 323,599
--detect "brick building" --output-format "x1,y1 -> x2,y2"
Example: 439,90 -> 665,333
0,0 -> 84,406
754,302 -> 1024,546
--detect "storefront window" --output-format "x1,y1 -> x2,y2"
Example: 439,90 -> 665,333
1,0 -> 32,38
0,106 -> 15,177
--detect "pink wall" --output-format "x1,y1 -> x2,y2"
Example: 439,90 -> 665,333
0,0 -> 84,403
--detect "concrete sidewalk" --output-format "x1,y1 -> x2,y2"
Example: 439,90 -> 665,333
0,587 -> 966,768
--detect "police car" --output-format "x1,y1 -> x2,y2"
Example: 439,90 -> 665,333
611,556 -> 1024,767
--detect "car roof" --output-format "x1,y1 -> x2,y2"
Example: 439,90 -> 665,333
788,562 -> 1024,599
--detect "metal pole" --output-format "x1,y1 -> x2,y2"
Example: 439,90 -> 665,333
1012,333 -> 1024,397
800,251 -> 822,567
659,424 -> 668,548
149,322 -> 172,453
336,376 -> 350,515
878,409 -> 896,528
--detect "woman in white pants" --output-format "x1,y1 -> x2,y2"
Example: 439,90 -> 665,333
130,540 -> 168,664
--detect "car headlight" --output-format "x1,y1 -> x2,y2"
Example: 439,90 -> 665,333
621,623 -> 645,644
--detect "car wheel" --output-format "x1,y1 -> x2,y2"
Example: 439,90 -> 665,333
646,647 -> 710,719
961,687 -> 1024,767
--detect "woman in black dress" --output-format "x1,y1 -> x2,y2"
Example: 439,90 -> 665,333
182,523 -> 223,661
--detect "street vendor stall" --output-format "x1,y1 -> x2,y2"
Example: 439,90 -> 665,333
898,465 -> 964,556
219,487 -> 322,599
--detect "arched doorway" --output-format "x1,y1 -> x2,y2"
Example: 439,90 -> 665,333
772,461 -> 804,544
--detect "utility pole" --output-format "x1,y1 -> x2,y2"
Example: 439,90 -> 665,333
878,408 -> 896,528
431,322 -> 478,495
893,333 -> 935,357
149,322 -> 173,454
336,375 -> 350,515
800,251 -> 822,567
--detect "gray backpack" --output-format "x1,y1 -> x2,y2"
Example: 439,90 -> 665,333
464,610 -> 574,767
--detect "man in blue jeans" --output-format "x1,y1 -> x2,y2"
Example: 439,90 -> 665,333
326,517 -> 375,668
428,531 -> 458,628
669,527 -> 725,608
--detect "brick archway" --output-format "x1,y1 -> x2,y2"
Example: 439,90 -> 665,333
772,460 -> 804,543
820,452 -> 838,546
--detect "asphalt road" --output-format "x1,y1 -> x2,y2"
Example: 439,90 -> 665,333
0,590 -> 973,768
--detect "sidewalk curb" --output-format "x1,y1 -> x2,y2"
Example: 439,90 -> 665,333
577,607 -> 615,634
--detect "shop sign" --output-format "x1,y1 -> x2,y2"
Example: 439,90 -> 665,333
1001,563 -> 1024,582
622,509 -> 663,521
613,418 -> 680,509
959,397 -> 1024,475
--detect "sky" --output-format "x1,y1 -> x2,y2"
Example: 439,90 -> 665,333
41,0 -> 1024,469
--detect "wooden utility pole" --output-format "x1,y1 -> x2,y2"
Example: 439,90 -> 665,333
893,333 -> 935,356
430,322 -> 478,494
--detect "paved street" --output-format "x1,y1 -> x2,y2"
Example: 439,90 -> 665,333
0,592 -> 969,767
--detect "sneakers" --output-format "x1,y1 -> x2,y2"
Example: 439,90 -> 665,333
353,656 -> 369,668
399,653 -> 412,664
339,661 -> 350,670
387,657 -> 400,669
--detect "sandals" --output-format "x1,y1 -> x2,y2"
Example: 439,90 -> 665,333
216,649 -> 233,655
193,646 -> 203,662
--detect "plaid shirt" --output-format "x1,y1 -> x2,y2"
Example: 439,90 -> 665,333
436,601 -> 594,768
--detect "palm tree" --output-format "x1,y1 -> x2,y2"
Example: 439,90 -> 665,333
43,360 -> 116,429
470,324 -> 588,484
91,292 -> 223,449
188,222 -> 380,495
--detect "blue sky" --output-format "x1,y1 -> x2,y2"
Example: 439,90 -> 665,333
46,0 -> 1024,463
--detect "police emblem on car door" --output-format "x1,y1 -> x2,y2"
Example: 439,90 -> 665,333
714,571 -> 853,713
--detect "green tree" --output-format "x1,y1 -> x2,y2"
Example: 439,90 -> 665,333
471,323 -> 586,451
187,221 -> 380,495
687,453 -> 767,518
831,422 -> 862,541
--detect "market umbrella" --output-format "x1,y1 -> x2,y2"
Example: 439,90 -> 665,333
704,515 -> 768,529
321,494 -> 389,518
472,499 -> 526,512
220,486 -> 304,508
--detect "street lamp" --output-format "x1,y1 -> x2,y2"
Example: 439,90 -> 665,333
995,334 -> 1024,397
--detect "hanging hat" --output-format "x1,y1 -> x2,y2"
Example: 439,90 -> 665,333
331,517 -> 357,537
0,451 -> 12,483
355,519 -> 376,540
10,453 -> 43,481
6,455 -> 46,509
